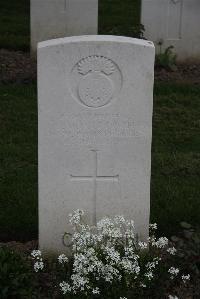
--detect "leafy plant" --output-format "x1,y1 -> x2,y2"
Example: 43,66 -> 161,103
107,23 -> 145,39
156,45 -> 177,71
171,222 -> 200,275
0,247 -> 33,298
31,211 -> 191,299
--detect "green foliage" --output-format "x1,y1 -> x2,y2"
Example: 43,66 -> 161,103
30,214 -> 191,299
151,83 -> 200,237
99,0 -> 141,37
0,247 -> 33,298
104,23 -> 145,39
0,0 -> 29,51
0,0 -> 141,51
0,85 -> 38,241
156,46 -> 177,71
172,223 -> 200,276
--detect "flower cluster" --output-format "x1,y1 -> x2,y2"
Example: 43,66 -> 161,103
182,274 -> 190,283
31,211 -> 191,298
167,247 -> 177,255
168,266 -> 179,279
31,250 -> 44,272
59,211 -> 190,297
58,253 -> 68,265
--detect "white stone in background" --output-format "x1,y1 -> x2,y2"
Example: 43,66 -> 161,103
31,0 -> 98,52
38,35 -> 155,253
141,0 -> 200,61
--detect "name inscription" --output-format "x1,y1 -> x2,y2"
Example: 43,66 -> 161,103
61,113 -> 135,139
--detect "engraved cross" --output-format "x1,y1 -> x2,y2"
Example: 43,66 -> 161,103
70,150 -> 119,224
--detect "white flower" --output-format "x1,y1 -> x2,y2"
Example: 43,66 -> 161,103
169,295 -> 178,299
146,261 -> 157,270
149,223 -> 157,230
104,246 -> 120,265
168,267 -> 179,279
31,250 -> 42,258
58,253 -> 68,264
120,258 -> 140,276
167,247 -> 177,255
182,274 -> 190,283
92,287 -> 100,294
34,261 -> 44,272
69,209 -> 84,225
71,274 -> 89,291
138,241 -> 148,249
62,211 -> 169,296
59,281 -> 71,294
145,271 -> 154,280
114,215 -> 126,225
152,237 -> 168,248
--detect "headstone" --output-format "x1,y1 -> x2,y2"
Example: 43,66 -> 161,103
31,0 -> 98,52
141,0 -> 200,61
38,36 -> 155,253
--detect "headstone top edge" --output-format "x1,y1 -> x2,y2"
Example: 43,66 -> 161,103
37,35 -> 155,50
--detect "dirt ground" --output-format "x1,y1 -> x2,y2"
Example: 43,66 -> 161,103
0,239 -> 199,299
1,49 -> 200,84
0,49 -> 36,84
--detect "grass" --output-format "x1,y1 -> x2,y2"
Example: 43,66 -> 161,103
151,83 -> 200,236
0,0 -> 30,51
0,0 -> 141,51
0,85 -> 37,240
99,0 -> 141,37
0,83 -> 200,240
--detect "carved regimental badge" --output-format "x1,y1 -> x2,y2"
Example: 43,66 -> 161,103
70,55 -> 122,108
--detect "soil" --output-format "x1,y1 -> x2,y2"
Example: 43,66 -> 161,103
155,64 -> 200,84
0,239 -> 199,299
0,239 -> 38,254
0,49 -> 200,84
0,49 -> 36,84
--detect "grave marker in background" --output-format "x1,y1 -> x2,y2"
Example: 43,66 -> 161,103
31,0 -> 98,52
141,0 -> 200,61
38,36 -> 155,252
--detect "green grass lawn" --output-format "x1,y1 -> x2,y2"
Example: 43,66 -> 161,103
0,0 -> 141,51
0,85 -> 37,240
151,83 -> 200,236
0,0 -> 30,51
0,83 -> 200,240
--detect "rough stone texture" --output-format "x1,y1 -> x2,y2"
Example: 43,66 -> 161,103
38,35 -> 155,253
31,0 -> 98,52
141,0 -> 200,62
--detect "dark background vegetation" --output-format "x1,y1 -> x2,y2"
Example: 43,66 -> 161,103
0,0 -> 200,241
0,0 -> 141,51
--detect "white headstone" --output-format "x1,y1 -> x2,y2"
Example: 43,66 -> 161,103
141,0 -> 200,61
31,0 -> 98,52
38,36 -> 155,253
